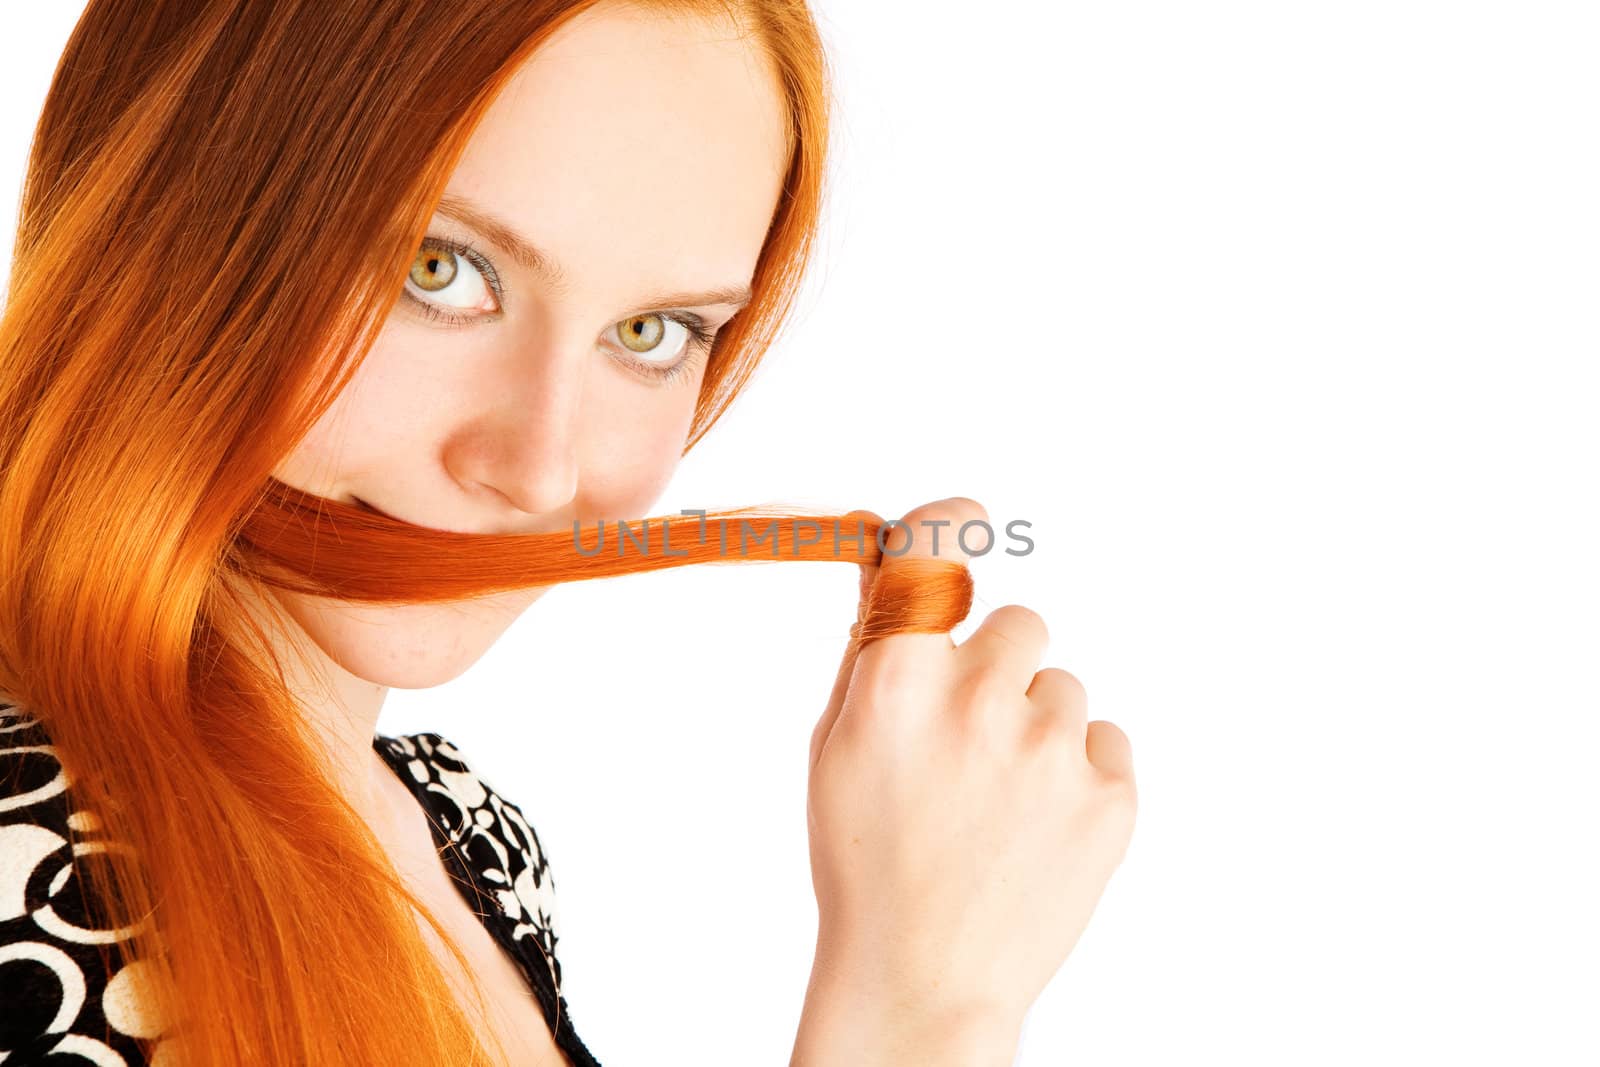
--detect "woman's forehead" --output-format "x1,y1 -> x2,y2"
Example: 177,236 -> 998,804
443,4 -> 789,300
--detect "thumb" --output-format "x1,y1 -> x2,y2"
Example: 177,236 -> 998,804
809,531 -> 880,775
807,498 -> 985,774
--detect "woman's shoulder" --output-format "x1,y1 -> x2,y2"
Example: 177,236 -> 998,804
372,730 -> 565,977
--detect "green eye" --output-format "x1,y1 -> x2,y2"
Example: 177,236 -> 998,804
410,243 -> 459,290
607,312 -> 719,386
617,314 -> 669,354
403,236 -> 504,323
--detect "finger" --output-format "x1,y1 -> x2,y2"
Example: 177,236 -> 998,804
810,498 -> 982,772
957,604 -> 1050,687
811,558 -> 878,772
851,496 -> 988,677
1024,666 -> 1088,739
1085,719 -> 1134,783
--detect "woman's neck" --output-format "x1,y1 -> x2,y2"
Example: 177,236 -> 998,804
225,577 -> 396,824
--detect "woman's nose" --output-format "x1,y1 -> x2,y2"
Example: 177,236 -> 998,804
481,424 -> 579,517
444,344 -> 584,519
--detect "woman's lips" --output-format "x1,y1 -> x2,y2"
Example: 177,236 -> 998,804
353,496 -> 458,533
351,497 -> 396,521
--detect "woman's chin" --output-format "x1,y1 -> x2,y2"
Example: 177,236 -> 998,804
274,586 -> 548,690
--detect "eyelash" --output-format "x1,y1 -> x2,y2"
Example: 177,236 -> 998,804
402,233 -> 718,385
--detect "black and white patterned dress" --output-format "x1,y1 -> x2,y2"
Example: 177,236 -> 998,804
0,701 -> 603,1065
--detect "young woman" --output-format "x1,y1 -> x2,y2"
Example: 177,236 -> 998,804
0,2 -> 1137,1065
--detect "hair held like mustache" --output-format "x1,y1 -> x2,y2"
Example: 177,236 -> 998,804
231,477 -> 975,646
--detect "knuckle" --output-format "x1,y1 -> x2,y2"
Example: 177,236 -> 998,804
910,495 -> 987,526
955,661 -> 1020,710
1098,772 -> 1139,824
1033,666 -> 1086,707
1034,704 -> 1081,745
851,646 -> 946,723
808,714 -> 832,751
1092,717 -> 1127,743
947,667 -> 1026,749
988,603 -> 1048,646
858,647 -> 918,701
897,498 -> 990,554
1032,714 -> 1088,768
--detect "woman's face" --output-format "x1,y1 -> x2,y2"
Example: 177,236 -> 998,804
266,3 -> 789,690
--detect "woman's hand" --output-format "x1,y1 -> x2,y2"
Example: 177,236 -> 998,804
791,497 -> 1137,1067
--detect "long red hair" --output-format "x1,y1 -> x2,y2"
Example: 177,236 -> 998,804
0,1 -> 970,1062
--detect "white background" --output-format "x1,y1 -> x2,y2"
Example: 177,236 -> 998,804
5,3 -> 1597,1065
